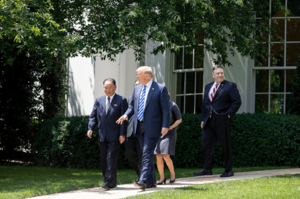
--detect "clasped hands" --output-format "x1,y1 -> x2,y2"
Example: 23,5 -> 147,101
116,115 -> 170,136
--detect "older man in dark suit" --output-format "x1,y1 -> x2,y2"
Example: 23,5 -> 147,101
194,66 -> 241,178
87,78 -> 128,190
117,66 -> 170,190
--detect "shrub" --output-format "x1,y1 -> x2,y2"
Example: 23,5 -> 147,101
32,113 -> 300,169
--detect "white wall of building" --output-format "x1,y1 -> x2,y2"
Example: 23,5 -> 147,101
145,41 -> 166,85
67,50 -> 139,116
68,56 -> 95,116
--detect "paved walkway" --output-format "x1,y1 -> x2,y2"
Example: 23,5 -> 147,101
29,168 -> 300,199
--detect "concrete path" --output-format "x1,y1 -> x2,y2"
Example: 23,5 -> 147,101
29,168 -> 300,199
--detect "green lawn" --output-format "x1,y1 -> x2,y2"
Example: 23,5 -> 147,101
0,166 -> 295,199
127,174 -> 300,199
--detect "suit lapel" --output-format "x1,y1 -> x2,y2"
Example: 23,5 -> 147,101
106,94 -> 117,116
145,81 -> 156,109
212,80 -> 226,102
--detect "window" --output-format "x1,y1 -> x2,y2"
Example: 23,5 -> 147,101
254,0 -> 299,114
174,43 -> 204,113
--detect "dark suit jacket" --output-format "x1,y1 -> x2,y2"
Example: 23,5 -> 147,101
201,80 -> 241,128
88,94 -> 128,142
125,81 -> 170,138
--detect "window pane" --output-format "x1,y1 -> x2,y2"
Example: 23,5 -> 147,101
176,73 -> 185,94
184,48 -> 193,69
271,19 -> 285,41
286,43 -> 300,66
176,96 -> 184,113
185,96 -> 194,113
194,47 -> 204,68
186,72 -> 195,94
196,95 -> 203,114
256,70 -> 269,92
270,94 -> 284,114
195,29 -> 204,44
270,43 -> 284,66
287,18 -> 300,41
271,0 -> 285,17
286,94 -> 292,114
287,0 -> 300,16
286,70 -> 296,92
255,43 -> 269,66
255,94 -> 268,113
270,70 -> 284,92
196,71 -> 203,93
175,47 -> 183,69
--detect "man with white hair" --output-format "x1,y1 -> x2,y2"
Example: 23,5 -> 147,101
117,66 -> 170,190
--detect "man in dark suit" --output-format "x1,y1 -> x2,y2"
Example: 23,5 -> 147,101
117,66 -> 170,190
87,78 -> 128,190
194,66 -> 241,178
125,80 -> 143,181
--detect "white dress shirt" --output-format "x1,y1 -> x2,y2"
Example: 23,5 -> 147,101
106,93 -> 116,108
139,79 -> 153,106
208,82 -> 220,101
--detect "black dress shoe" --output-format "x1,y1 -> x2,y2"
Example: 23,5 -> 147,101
134,180 -> 146,191
102,183 -> 109,190
193,169 -> 213,176
220,170 -> 234,177
146,184 -> 157,188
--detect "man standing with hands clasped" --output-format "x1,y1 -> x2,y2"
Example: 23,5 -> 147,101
116,66 -> 170,190
194,66 -> 241,178
87,78 -> 128,190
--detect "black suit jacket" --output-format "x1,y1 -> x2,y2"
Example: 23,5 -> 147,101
88,94 -> 128,142
201,80 -> 241,128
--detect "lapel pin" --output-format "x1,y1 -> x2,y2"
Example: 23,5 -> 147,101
152,88 -> 154,90
114,104 -> 117,106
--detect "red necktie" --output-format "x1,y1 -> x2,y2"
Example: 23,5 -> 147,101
209,84 -> 219,102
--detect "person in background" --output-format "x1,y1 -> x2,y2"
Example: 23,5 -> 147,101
194,66 -> 241,178
154,92 -> 182,184
87,78 -> 128,190
125,80 -> 142,182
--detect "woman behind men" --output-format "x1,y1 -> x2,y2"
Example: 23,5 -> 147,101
154,92 -> 182,184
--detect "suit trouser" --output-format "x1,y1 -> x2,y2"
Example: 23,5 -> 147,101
136,121 -> 159,186
201,113 -> 232,171
98,139 -> 120,187
125,133 -> 143,178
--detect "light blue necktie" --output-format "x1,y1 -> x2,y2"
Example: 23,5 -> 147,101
138,85 -> 147,121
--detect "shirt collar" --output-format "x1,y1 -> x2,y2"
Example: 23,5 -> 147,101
106,93 -> 116,101
145,79 -> 153,88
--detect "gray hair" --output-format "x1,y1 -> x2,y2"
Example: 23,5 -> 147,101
212,66 -> 224,73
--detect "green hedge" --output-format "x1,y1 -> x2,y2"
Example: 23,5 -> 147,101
32,114 -> 300,169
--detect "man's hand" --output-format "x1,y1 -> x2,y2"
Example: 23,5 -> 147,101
200,122 -> 204,129
119,135 -> 125,144
87,130 -> 93,138
161,127 -> 169,136
116,115 -> 128,124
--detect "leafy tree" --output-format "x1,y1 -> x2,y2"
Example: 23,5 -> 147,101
287,55 -> 300,115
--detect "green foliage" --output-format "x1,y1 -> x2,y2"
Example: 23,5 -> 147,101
32,114 -> 300,169
287,55 -> 300,115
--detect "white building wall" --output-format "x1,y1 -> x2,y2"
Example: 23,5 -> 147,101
67,50 -> 139,116
68,56 -> 95,116
145,41 -> 166,85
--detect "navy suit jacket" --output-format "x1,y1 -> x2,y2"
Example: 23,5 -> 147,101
88,94 -> 128,142
125,81 -> 170,138
201,80 -> 241,128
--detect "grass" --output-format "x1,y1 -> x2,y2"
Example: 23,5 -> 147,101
127,174 -> 300,199
0,166 -> 296,199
